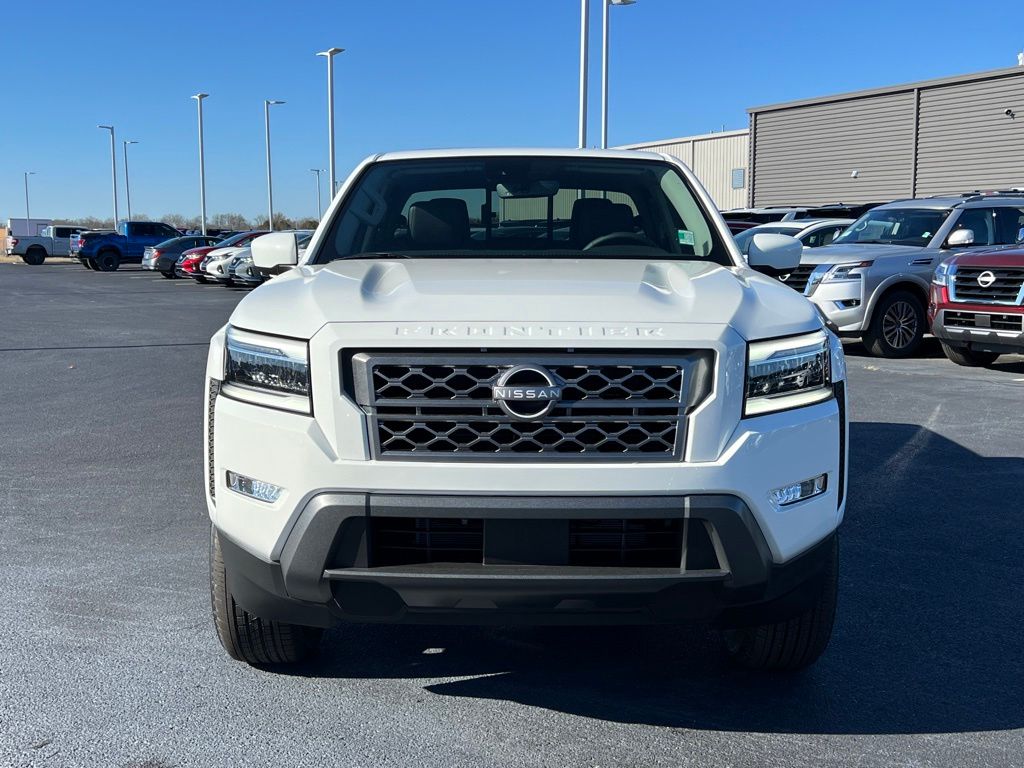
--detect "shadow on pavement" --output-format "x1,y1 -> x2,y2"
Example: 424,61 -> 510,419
288,422 -> 1024,735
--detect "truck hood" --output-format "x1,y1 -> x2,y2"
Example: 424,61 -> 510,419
229,258 -> 821,341
800,242 -> 926,265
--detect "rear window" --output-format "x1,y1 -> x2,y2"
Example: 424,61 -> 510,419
314,156 -> 730,265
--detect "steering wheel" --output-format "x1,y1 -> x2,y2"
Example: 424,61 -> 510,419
582,232 -> 653,251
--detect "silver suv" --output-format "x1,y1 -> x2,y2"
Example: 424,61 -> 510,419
778,193 -> 1024,357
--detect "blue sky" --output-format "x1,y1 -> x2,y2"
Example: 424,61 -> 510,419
3,0 -> 1023,222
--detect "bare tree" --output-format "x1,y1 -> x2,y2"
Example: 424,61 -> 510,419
211,212 -> 251,230
252,213 -> 295,230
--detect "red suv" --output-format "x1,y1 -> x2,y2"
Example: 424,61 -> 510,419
930,247 -> 1024,365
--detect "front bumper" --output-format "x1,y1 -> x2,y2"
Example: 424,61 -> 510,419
808,278 -> 867,333
216,493 -> 838,628
932,307 -> 1024,353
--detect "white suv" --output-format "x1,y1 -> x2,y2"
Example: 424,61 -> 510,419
205,148 -> 848,671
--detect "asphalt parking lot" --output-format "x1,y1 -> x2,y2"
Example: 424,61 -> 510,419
1,262 -> 1023,768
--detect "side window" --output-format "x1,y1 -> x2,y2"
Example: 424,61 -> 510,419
952,208 -> 995,246
55,227 -> 69,238
157,224 -> 179,238
993,207 -> 1024,244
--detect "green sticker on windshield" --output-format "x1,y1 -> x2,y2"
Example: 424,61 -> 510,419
677,229 -> 695,246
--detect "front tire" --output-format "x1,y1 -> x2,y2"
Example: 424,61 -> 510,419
160,270 -> 176,279
862,290 -> 925,358
724,536 -> 838,672
209,526 -> 322,665
95,250 -> 121,272
22,247 -> 46,266
940,342 -> 1000,367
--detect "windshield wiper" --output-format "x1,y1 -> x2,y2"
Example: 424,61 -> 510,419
339,251 -> 411,260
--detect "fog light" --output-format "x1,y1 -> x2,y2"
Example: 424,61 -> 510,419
770,474 -> 827,507
225,471 -> 283,503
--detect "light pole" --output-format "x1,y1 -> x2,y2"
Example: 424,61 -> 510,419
97,125 -> 119,225
310,168 -> 324,219
123,140 -> 138,221
264,99 -> 285,231
316,47 -> 344,200
578,0 -> 589,148
192,93 -> 209,235
601,0 -> 636,149
24,171 -> 35,225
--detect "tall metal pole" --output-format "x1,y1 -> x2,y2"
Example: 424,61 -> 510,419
600,0 -> 636,150
98,125 -> 119,225
264,100 -> 285,231
123,140 -> 138,221
311,169 -> 324,218
600,0 -> 610,149
24,172 -> 35,225
317,48 -> 344,200
192,93 -> 209,235
578,0 -> 590,148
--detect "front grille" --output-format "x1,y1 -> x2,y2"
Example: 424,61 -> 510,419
366,516 -> 719,570
952,267 -> 1024,304
207,379 -> 220,501
779,264 -> 815,294
569,518 -> 684,567
346,350 -> 713,461
945,311 -> 1024,331
370,517 -> 484,566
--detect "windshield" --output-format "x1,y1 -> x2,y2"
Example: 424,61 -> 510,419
733,225 -> 799,251
314,156 -> 729,264
217,231 -> 264,248
833,208 -> 950,247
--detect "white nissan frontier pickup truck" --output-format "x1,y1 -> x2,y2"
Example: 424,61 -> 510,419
205,148 -> 848,671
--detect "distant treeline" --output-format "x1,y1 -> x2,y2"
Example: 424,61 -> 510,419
57,212 -> 320,231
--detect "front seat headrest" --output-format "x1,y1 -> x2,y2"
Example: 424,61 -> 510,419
408,198 -> 470,249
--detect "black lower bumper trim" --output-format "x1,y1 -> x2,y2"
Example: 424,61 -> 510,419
217,493 -> 838,628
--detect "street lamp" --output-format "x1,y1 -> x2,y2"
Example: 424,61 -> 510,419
601,0 -> 636,149
578,0 -> 589,148
123,140 -> 139,221
264,99 -> 285,231
310,168 -> 325,219
192,93 -> 209,235
97,125 -> 119,225
24,171 -> 36,225
316,47 -> 344,200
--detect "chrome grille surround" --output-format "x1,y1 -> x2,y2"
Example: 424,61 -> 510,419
207,378 -> 221,501
950,265 -> 1024,305
345,350 -> 714,461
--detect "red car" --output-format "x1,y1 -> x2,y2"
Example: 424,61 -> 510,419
178,230 -> 269,282
930,246 -> 1024,366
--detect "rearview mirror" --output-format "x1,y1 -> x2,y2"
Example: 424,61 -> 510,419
745,233 -> 803,276
251,232 -> 299,272
946,228 -> 974,248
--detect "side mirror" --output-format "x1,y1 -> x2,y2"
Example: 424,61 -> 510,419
746,233 -> 803,276
251,232 -> 299,272
946,228 -> 974,248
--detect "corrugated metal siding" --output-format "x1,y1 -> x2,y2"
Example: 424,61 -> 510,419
752,92 -> 917,206
915,75 -> 1024,194
692,133 -> 748,209
619,132 -> 749,210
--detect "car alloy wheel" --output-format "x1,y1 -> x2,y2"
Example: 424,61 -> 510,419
881,300 -> 918,350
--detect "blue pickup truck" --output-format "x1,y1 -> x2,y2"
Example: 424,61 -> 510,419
71,221 -> 181,271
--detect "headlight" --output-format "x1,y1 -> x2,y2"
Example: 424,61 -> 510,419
222,327 -> 311,414
745,330 -> 832,416
822,261 -> 873,282
933,261 -> 953,286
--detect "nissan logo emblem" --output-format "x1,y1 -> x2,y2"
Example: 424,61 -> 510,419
492,365 -> 563,420
976,270 -> 997,288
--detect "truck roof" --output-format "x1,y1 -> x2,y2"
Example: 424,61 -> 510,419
373,147 -> 666,162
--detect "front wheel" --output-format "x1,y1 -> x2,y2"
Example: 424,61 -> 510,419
723,536 -> 838,672
940,342 -> 1000,367
862,290 -> 925,358
160,270 -> 176,279
209,526 -> 322,665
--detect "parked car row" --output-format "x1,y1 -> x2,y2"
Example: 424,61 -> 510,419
735,191 -> 1024,365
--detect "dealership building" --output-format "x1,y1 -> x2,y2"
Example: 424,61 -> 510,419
626,65 -> 1024,210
